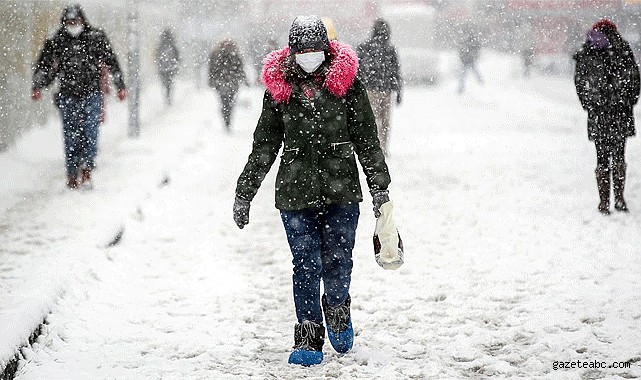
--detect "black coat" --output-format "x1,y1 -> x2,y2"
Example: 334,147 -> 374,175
32,24 -> 125,99
459,32 -> 481,66
157,31 -> 180,77
208,41 -> 246,93
574,32 -> 640,140
356,29 -> 402,94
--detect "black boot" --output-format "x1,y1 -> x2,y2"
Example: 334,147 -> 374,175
613,163 -> 629,212
66,174 -> 79,190
596,168 -> 611,215
322,294 -> 354,353
288,320 -> 324,366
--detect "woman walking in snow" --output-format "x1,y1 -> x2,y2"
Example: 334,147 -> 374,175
574,19 -> 640,214
233,15 -> 392,366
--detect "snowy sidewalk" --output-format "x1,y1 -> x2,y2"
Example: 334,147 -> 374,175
4,53 -> 641,379
0,81 -> 223,377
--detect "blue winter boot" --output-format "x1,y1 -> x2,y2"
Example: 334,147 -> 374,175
322,294 -> 353,353
288,320 -> 325,366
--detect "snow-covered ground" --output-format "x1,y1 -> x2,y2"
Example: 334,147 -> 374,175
2,51 -> 640,379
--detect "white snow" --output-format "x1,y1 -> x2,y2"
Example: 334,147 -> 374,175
1,50 -> 640,379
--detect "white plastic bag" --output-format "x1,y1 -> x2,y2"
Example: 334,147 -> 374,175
373,201 -> 404,270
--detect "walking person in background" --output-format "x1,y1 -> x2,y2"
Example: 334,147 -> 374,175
357,18 -> 402,156
31,4 -> 126,190
233,15 -> 392,366
457,24 -> 483,94
208,39 -> 247,132
156,28 -> 180,106
574,19 -> 640,215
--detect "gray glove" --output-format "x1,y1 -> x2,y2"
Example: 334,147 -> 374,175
233,196 -> 250,229
371,189 -> 390,218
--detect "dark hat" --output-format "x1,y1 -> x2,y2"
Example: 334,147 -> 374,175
592,19 -> 617,32
61,4 -> 86,24
372,18 -> 390,40
288,15 -> 329,54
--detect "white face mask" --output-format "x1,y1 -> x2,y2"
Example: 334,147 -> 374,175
66,24 -> 84,37
295,51 -> 325,73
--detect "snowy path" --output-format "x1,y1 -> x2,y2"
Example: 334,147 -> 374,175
12,56 -> 641,379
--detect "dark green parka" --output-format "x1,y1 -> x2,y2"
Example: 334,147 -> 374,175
235,41 -> 390,211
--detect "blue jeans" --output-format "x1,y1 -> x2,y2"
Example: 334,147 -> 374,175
280,204 -> 359,324
58,92 -> 102,177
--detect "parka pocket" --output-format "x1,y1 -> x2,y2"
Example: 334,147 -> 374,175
325,142 -> 356,178
280,148 -> 299,165
330,142 -> 354,158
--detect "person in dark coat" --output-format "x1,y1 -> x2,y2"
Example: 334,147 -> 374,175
208,39 -> 247,132
156,29 -> 180,106
233,15 -> 391,366
31,4 -> 126,190
356,18 -> 402,156
574,19 -> 640,214
457,24 -> 483,94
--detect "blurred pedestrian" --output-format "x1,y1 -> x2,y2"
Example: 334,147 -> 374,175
233,15 -> 391,366
522,43 -> 535,78
356,18 -> 402,156
156,29 -> 180,106
573,19 -> 640,214
208,39 -> 247,132
31,4 -> 126,190
250,37 -> 279,86
457,24 -> 483,94
520,24 -> 535,78
322,17 -> 337,41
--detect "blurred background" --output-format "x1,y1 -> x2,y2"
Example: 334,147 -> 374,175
1,0 -> 641,151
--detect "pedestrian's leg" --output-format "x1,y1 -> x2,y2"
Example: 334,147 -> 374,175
80,92 -> 103,187
280,208 -> 325,366
162,74 -> 173,105
219,90 -> 232,131
280,208 -> 324,325
379,94 -> 392,156
227,89 -> 238,130
319,204 -> 359,305
472,63 -> 484,85
458,65 -> 468,94
595,138 -> 613,214
60,96 -> 82,188
612,138 -> 628,211
319,203 -> 359,353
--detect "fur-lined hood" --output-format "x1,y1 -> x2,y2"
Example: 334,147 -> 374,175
261,40 -> 358,104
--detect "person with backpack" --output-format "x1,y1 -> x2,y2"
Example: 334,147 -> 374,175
574,19 -> 640,214
233,15 -> 392,366
31,4 -> 126,190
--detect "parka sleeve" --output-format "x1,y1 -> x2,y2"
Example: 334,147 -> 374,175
32,38 -> 58,91
573,50 -> 592,111
97,31 -> 126,91
235,91 -> 284,202
623,43 -> 640,106
346,78 -> 391,193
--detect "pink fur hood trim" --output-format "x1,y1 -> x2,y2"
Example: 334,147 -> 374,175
261,40 -> 359,104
